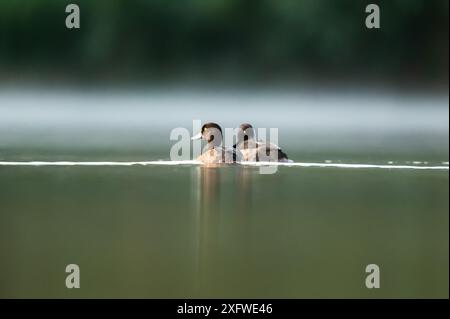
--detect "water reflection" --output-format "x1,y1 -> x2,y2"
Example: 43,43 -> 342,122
191,166 -> 221,294
237,167 -> 253,213
190,165 -> 255,294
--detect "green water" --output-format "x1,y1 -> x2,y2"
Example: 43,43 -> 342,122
0,149 -> 448,298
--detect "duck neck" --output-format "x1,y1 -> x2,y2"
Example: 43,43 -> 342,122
207,140 -> 222,150
240,137 -> 256,149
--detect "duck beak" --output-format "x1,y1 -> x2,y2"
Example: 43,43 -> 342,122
191,132 -> 202,140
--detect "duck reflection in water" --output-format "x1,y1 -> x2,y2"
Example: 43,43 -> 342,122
192,163 -> 255,293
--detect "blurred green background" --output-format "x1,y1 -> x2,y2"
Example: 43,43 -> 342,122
0,0 -> 448,86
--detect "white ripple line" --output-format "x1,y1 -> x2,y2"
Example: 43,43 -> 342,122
0,161 -> 448,170
0,160 -> 201,166
243,161 -> 449,170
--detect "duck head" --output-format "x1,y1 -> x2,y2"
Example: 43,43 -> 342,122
237,123 -> 255,144
192,122 -> 223,147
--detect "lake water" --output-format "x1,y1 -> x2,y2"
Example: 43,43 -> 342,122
0,89 -> 448,298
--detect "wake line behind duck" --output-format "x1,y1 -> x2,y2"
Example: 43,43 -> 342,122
1,161 -> 447,170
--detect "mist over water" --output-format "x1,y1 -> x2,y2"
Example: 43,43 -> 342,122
0,88 -> 448,158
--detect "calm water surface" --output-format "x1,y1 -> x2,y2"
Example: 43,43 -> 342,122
0,155 -> 448,298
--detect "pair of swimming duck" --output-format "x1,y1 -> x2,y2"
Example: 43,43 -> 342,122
191,122 -> 290,164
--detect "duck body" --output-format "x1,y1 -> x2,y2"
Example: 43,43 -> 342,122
196,146 -> 241,164
234,140 -> 290,162
233,123 -> 290,162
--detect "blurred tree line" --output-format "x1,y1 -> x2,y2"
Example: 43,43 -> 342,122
0,0 -> 448,85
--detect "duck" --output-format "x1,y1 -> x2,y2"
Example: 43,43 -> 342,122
233,123 -> 290,162
192,122 -> 242,164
